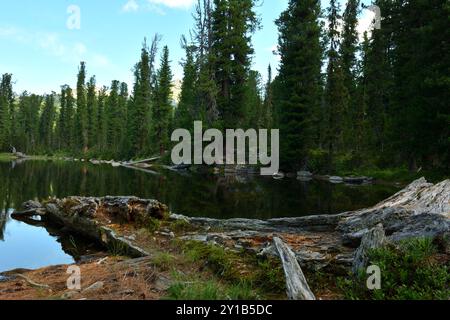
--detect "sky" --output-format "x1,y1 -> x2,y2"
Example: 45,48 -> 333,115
0,0 -> 375,95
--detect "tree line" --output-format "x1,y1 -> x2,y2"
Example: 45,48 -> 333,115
0,0 -> 448,173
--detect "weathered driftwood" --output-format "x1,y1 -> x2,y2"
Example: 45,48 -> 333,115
13,273 -> 50,289
338,178 -> 450,246
14,196 -> 168,258
273,237 -> 315,300
173,178 -> 449,271
352,224 -> 386,274
127,157 -> 161,166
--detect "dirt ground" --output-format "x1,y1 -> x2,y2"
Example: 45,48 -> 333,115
0,255 -> 169,300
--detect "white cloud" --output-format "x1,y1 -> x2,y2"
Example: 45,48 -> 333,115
146,3 -> 167,15
122,0 -> 139,12
147,0 -> 195,9
0,26 -> 110,68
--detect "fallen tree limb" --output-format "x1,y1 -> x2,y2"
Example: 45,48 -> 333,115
273,237 -> 316,300
13,273 -> 50,289
127,157 -> 161,166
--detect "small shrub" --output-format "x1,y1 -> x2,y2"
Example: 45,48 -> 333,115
183,241 -> 236,280
226,281 -> 259,300
145,217 -> 161,233
167,281 -> 222,300
152,252 -> 176,271
254,258 -> 286,293
107,240 -> 129,257
171,219 -> 193,233
337,238 -> 450,300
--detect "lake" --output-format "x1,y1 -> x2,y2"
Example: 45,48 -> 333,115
0,160 -> 400,272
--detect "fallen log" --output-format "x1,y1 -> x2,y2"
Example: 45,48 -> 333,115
127,157 -> 161,166
11,209 -> 41,218
273,237 -> 316,300
13,273 -> 50,289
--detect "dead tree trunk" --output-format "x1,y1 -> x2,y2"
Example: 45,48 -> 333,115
273,237 -> 316,300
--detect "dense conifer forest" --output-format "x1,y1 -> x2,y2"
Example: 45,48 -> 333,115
0,0 -> 448,174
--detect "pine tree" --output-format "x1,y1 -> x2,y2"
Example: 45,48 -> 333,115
211,0 -> 259,128
96,86 -> 108,152
192,0 -> 218,125
340,0 -> 360,150
244,70 -> 262,129
364,0 -> 395,159
152,46 -> 173,155
39,93 -> 56,150
275,0 -> 323,170
323,0 -> 349,169
87,76 -> 98,150
118,82 -> 129,158
262,64 -> 273,129
57,85 -> 76,150
0,74 -> 13,150
76,62 -> 88,152
175,39 -> 197,131
16,92 -> 42,152
106,80 -> 120,155
129,36 -> 159,156
389,0 -> 450,170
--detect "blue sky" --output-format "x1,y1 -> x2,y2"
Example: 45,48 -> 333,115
0,0 -> 374,95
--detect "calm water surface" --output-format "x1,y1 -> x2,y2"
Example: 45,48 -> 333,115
0,160 -> 400,272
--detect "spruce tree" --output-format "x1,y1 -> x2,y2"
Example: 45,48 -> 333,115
340,0 -> 360,150
323,0 -> 349,169
96,86 -> 108,152
152,46 -> 173,155
175,39 -> 197,131
87,76 -> 98,150
39,93 -> 56,151
76,62 -> 88,153
275,0 -> 323,170
107,80 -> 120,155
0,74 -> 13,150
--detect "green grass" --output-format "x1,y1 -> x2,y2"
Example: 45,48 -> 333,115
151,252 -> 176,271
337,238 -> 450,300
179,240 -> 286,298
107,240 -> 129,257
166,277 -> 259,300
0,153 -> 16,161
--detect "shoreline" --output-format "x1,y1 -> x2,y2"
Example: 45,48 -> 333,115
2,152 -> 447,186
